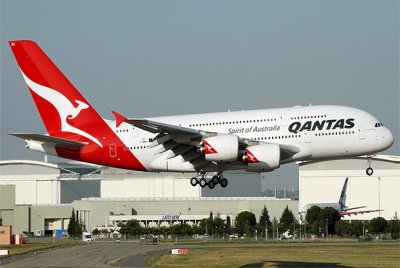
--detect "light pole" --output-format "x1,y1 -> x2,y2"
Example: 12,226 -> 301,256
326,219 -> 328,238
378,177 -> 381,217
272,221 -> 275,240
255,229 -> 258,241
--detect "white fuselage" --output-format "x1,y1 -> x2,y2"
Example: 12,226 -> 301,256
110,105 -> 394,172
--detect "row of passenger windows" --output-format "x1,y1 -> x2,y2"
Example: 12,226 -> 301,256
122,131 -> 354,151
255,135 -> 301,140
116,129 -> 130,133
315,131 -> 355,136
189,118 -> 277,128
123,146 -> 148,150
291,115 -> 327,120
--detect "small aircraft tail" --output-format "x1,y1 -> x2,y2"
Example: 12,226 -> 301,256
9,40 -> 105,147
338,177 -> 349,209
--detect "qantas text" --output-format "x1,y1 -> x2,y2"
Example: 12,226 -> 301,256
288,118 -> 355,134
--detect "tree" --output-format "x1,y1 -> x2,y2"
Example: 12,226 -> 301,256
67,209 -> 76,238
279,206 -> 296,233
236,211 -> 256,237
213,216 -> 225,237
349,220 -> 364,237
125,219 -> 143,236
92,228 -> 100,236
259,205 -> 271,227
305,207 -> 340,236
370,217 -> 387,234
320,207 -> 341,235
386,212 -> 400,239
305,206 -> 321,225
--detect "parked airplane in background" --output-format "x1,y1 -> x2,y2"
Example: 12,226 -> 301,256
299,177 -> 383,221
8,40 -> 394,189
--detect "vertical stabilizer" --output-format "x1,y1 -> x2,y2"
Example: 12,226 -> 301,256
338,177 -> 349,209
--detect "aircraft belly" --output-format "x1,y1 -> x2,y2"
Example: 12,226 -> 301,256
149,155 -> 196,172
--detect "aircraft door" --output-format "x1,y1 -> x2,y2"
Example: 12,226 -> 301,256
132,127 -> 139,137
280,114 -> 287,127
358,127 -> 365,140
366,129 -> 377,141
304,130 -> 312,143
109,143 -> 117,158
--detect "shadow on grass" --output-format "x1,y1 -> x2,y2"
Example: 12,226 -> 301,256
240,261 -> 351,267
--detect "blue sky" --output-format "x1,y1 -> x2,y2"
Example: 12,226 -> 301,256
1,1 -> 398,190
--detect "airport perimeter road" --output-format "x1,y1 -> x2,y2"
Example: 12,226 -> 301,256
0,241 -> 174,268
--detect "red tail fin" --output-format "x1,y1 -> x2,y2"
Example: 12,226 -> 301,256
9,40 -> 146,170
9,40 -> 104,147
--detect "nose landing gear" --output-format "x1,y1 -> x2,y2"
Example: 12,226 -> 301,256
366,155 -> 374,176
189,172 -> 228,189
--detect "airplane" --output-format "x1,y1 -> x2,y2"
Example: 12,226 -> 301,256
299,177 -> 383,221
8,40 -> 394,189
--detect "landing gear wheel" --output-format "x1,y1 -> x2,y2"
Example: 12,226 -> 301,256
220,178 -> 228,188
208,180 -> 215,189
366,167 -> 373,176
199,178 -> 207,188
190,177 -> 198,186
212,175 -> 219,184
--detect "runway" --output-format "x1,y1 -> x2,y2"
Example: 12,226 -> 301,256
0,241 -> 173,268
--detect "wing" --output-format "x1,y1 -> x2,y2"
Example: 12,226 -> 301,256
342,206 -> 367,212
112,111 -> 301,171
341,209 -> 383,217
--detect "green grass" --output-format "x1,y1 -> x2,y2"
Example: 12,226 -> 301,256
151,244 -> 400,267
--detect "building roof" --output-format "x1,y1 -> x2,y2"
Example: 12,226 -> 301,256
299,154 -> 400,167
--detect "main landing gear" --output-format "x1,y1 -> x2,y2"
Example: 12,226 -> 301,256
190,172 -> 228,189
366,155 -> 374,176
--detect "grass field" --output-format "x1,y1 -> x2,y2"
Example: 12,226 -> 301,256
152,244 -> 400,267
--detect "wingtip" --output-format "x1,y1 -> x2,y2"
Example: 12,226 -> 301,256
112,110 -> 127,128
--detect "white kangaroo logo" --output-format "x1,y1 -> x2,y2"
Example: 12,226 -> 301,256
21,70 -> 103,148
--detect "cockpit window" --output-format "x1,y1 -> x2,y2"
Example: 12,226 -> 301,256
375,123 -> 384,127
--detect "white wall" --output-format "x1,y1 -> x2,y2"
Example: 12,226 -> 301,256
299,159 -> 400,220
101,177 -> 200,198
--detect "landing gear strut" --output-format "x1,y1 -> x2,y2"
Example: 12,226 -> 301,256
366,156 -> 374,176
189,172 -> 229,189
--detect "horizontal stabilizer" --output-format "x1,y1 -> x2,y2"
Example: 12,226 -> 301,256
10,133 -> 88,147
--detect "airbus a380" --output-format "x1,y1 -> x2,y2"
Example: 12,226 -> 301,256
8,40 -> 394,189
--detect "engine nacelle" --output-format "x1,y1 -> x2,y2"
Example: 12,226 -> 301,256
244,144 -> 280,172
200,135 -> 239,162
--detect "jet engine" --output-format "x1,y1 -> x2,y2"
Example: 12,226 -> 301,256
243,144 -> 280,172
200,135 -> 239,161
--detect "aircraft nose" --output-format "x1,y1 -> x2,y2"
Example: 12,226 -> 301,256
383,127 -> 394,149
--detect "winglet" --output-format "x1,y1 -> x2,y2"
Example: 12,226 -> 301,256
112,111 -> 127,127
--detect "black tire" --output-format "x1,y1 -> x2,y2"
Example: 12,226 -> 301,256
366,167 -> 373,176
190,177 -> 198,186
208,180 -> 215,189
220,178 -> 228,188
199,178 -> 207,188
212,175 -> 219,184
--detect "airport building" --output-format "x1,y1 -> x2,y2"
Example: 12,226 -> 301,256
0,159 -> 293,235
1,155 -> 399,236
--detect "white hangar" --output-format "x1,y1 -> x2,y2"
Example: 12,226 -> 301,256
299,155 -> 400,220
